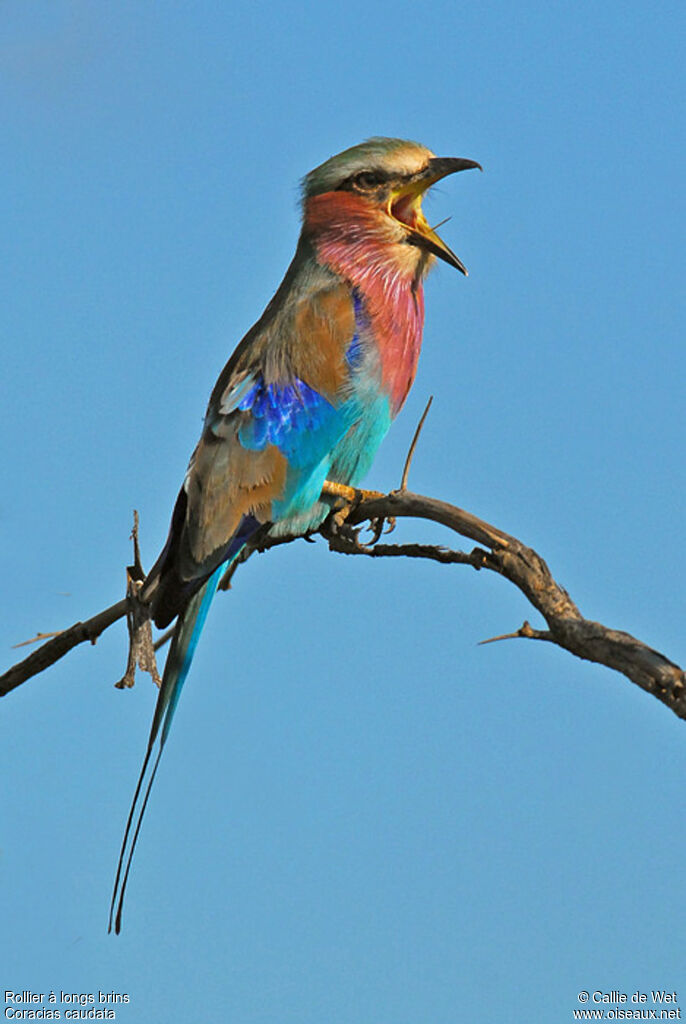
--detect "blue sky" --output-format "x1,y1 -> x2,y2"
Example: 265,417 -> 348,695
2,2 -> 684,1021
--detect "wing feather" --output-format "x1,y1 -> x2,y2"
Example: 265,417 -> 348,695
146,280 -> 360,626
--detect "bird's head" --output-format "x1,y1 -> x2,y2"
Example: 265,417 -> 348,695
302,137 -> 481,276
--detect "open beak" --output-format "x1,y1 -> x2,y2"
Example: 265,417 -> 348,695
392,156 -> 482,275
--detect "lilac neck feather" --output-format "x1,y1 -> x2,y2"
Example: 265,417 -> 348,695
304,193 -> 428,415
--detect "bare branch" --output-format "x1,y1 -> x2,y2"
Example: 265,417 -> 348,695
2,485 -> 685,721
346,489 -> 513,551
1,598 -> 128,697
339,489 -> 686,718
328,538 -> 478,567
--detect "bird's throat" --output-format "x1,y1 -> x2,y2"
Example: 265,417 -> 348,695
305,194 -> 426,415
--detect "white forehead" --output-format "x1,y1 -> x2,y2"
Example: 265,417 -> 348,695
302,137 -> 435,198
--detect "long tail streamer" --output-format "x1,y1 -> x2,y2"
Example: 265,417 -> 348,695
108,564 -> 224,934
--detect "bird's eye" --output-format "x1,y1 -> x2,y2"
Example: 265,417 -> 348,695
353,171 -> 384,190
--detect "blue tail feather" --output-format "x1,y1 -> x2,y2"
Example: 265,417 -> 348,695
156,564 -> 223,747
108,563 -> 224,933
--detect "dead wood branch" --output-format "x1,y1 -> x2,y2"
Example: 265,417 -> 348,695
1,598 -> 128,697
2,487 -> 685,720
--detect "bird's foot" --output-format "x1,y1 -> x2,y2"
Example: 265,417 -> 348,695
321,481 -> 384,506
321,481 -> 394,548
321,481 -> 385,534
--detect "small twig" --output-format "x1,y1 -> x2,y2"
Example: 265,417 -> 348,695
400,395 -> 433,491
479,621 -> 553,645
13,631 -> 65,650
321,518 -> 481,567
130,510 -> 144,579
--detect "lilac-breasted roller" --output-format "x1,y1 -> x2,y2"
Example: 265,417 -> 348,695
109,137 -> 480,932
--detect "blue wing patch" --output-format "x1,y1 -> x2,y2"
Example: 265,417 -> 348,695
236,378 -> 345,467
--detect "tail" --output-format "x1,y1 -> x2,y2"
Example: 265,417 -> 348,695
108,563 -> 224,934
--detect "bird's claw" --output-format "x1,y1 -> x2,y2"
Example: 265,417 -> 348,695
364,515 -> 396,545
325,509 -> 373,551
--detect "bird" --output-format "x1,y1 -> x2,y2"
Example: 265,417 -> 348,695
108,137 -> 481,933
